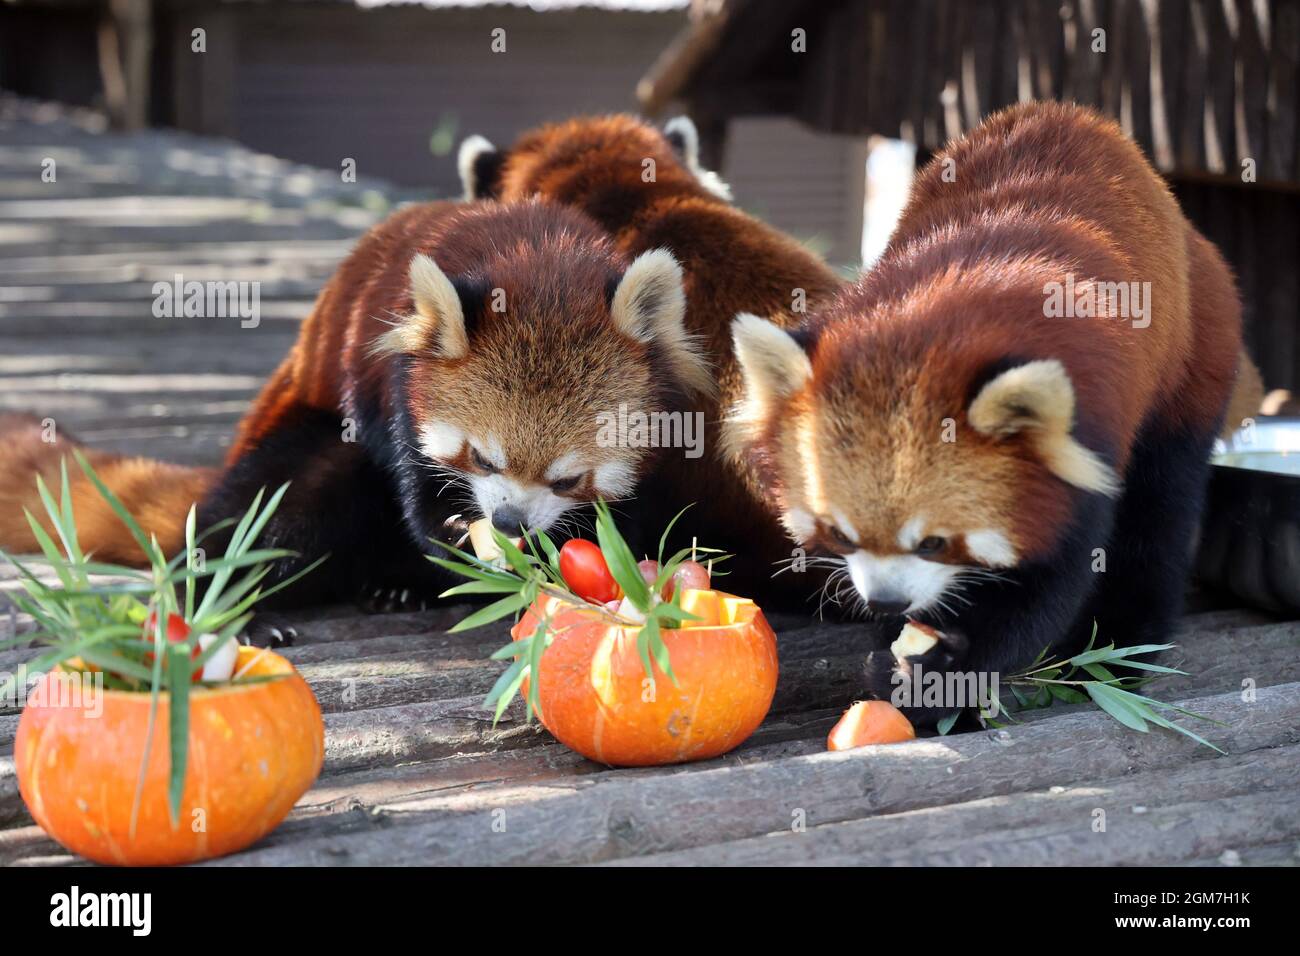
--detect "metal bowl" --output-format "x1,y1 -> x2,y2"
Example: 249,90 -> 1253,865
1195,417 -> 1300,613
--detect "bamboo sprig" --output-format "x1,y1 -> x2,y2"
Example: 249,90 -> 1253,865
935,622 -> 1225,752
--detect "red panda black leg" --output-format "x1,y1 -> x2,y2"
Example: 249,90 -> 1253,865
1081,419 -> 1220,653
197,404 -> 449,613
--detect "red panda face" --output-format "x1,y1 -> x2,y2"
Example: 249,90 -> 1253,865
725,313 -> 1119,619
377,247 -> 713,535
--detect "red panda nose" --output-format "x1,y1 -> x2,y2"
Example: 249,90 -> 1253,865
491,505 -> 528,534
865,598 -> 909,617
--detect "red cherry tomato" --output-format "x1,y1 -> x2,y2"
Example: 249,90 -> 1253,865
144,610 -> 201,682
559,539 -> 621,604
144,610 -> 190,643
672,560 -> 711,594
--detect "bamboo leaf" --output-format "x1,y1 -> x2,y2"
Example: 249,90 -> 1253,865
167,646 -> 192,825
595,500 -> 649,609
657,504 -> 694,563
446,591 -> 533,634
525,617 -> 548,721
1085,682 -> 1149,732
439,579 -> 522,598
73,449 -> 157,563
485,657 -> 527,725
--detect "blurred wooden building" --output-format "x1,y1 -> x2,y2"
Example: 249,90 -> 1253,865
1,0 -> 867,262
640,0 -> 1300,392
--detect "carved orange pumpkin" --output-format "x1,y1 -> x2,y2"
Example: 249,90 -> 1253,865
511,590 -> 779,766
15,646 -> 323,865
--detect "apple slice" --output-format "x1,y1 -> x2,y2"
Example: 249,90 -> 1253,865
827,701 -> 916,750
467,518 -> 523,564
890,619 -> 940,661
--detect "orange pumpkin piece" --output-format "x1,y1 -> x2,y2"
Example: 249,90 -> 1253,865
512,590 -> 778,766
827,700 -> 916,751
677,587 -> 722,628
16,646 -> 324,866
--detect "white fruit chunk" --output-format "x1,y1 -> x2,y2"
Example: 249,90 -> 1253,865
198,633 -> 240,682
468,518 -> 503,562
615,595 -> 647,625
890,621 -> 940,661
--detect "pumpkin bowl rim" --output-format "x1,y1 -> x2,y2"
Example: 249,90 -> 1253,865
46,645 -> 297,704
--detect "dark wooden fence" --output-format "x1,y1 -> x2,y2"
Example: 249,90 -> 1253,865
676,0 -> 1300,389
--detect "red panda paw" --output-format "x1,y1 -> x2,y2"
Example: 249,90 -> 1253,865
358,582 -> 433,615
239,614 -> 299,648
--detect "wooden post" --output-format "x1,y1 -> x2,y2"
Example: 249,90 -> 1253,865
98,0 -> 153,130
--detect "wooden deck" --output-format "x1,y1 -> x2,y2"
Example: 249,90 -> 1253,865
1,96 -> 1298,867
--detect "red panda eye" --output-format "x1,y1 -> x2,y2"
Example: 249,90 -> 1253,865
916,536 -> 947,556
827,525 -> 854,548
549,475 -> 581,494
470,448 -> 497,474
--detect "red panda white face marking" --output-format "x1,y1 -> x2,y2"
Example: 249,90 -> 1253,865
843,550 -> 965,616
391,245 -> 708,534
419,421 -> 464,461
725,313 -> 1109,617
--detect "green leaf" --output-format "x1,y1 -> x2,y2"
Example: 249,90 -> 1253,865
166,646 -> 192,825
936,710 -> 960,735
447,591 -> 533,634
525,617 -> 548,720
427,554 -> 518,585
1085,682 -> 1149,732
57,459 -> 85,569
1109,658 -> 1187,676
21,509 -> 74,589
484,657 -> 527,725
1046,684 -> 1088,704
439,579 -> 522,598
533,528 -> 562,576
73,449 -> 156,563
643,615 -> 676,685
1083,662 -> 1120,684
1138,705 -> 1226,754
489,639 -> 526,661
492,529 -> 534,578
657,504 -> 694,563
254,554 -> 329,604
595,500 -> 649,610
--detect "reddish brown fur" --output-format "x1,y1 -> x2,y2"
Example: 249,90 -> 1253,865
746,102 -> 1241,566
491,115 -> 842,575
233,198 -> 677,509
0,414 -> 215,565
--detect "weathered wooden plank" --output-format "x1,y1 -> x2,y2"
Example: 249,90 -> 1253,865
603,745 -> 1300,866
0,755 -> 20,828
201,682 -> 1300,866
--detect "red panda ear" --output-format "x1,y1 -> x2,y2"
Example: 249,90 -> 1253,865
968,359 -> 1120,496
610,249 -> 715,398
458,135 -> 504,200
722,313 -> 812,458
372,254 -> 469,360
663,116 -> 733,201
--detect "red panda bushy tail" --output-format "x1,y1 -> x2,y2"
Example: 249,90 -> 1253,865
0,414 -> 216,568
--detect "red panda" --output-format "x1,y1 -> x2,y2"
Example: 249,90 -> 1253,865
723,102 -> 1243,726
1,200 -> 709,611
0,413 -> 214,566
460,115 -> 842,598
